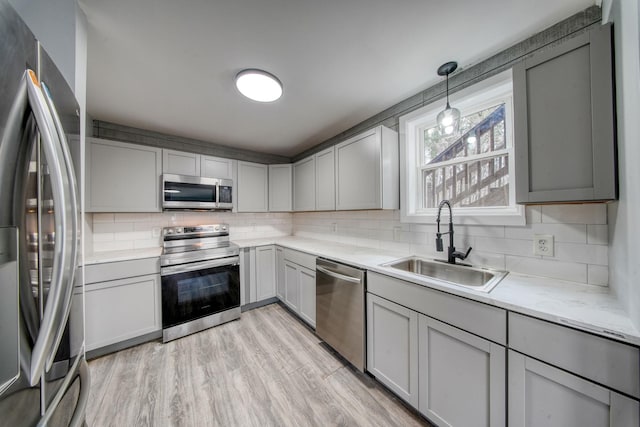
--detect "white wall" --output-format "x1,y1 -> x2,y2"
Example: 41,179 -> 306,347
294,204 -> 608,285
606,0 -> 640,328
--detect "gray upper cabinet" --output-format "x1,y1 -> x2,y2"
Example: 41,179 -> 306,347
237,161 -> 269,212
335,125 -> 399,210
514,24 -> 616,203
269,164 -> 293,212
201,155 -> 234,179
162,149 -> 200,176
86,138 -> 162,212
315,147 -> 335,211
293,156 -> 316,211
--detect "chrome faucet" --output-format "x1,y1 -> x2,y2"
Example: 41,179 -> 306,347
436,200 -> 472,264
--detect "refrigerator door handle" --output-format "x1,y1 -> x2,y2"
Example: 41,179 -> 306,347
40,81 -> 79,369
24,69 -> 74,386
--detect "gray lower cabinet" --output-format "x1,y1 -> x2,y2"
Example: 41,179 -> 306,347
84,257 -> 161,353
514,23 -> 616,203
275,246 -> 285,300
298,267 -> 316,327
508,350 -> 639,427
255,245 -> 276,301
240,245 -> 276,305
281,249 -> 316,327
366,293 -> 418,406
86,137 -> 162,212
284,260 -> 299,312
418,315 -> 505,427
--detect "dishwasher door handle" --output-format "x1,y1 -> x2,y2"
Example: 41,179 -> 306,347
316,265 -> 361,284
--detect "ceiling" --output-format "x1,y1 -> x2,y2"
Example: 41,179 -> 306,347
79,0 -> 596,158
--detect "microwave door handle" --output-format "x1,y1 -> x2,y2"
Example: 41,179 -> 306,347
40,81 -> 79,369
24,70 -> 73,386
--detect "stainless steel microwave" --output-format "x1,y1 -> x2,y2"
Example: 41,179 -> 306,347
162,174 -> 233,211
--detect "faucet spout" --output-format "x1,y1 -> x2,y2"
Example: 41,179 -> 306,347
435,200 -> 472,264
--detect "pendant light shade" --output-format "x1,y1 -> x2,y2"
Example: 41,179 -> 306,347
437,61 -> 460,136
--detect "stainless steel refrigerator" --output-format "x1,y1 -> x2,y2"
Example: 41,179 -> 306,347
0,1 -> 89,426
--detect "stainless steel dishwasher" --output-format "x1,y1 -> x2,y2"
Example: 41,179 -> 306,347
316,258 -> 366,371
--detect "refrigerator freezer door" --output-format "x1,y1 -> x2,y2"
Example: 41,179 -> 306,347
0,227 -> 19,395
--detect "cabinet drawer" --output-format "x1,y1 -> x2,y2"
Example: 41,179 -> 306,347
284,248 -> 316,270
509,312 -> 640,399
368,272 -> 506,345
84,257 -> 160,284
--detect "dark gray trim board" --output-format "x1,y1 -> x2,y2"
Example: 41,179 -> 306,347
86,330 -> 162,360
292,5 -> 602,162
93,120 -> 290,164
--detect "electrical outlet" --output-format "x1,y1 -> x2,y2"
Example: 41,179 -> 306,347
533,234 -> 554,257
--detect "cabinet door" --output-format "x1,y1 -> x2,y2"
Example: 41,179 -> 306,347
298,267 -> 316,327
276,247 -> 285,301
418,314 -> 505,427
237,161 -> 269,212
514,24 -> 615,203
201,155 -> 234,179
293,156 -> 315,211
86,138 -> 162,212
315,147 -> 335,210
85,274 -> 161,351
284,261 -> 299,312
162,149 -> 200,176
335,128 -> 381,210
509,351 -> 639,427
255,246 -> 276,301
269,164 -> 292,212
366,293 -> 418,406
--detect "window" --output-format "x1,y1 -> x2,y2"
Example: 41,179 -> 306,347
400,70 -> 524,225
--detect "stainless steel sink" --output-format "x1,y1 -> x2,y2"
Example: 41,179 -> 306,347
381,257 -> 508,293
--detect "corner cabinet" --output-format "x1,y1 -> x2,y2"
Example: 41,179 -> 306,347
280,248 -> 316,328
514,23 -> 616,203
269,164 -> 292,212
86,138 -> 162,212
315,147 -> 335,211
335,125 -> 399,210
293,156 -> 316,211
237,161 -> 269,212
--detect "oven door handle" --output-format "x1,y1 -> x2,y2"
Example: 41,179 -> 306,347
161,256 -> 240,276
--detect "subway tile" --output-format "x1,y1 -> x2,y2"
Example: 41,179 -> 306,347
553,242 -> 608,265
114,213 -> 151,223
587,265 -> 608,286
505,256 -> 587,283
92,232 -> 114,242
525,206 -> 542,224
115,231 -> 152,241
456,225 -> 505,238
92,213 -> 114,223
541,203 -> 607,225
93,240 -> 134,252
587,224 -> 608,245
475,237 -> 532,257
93,222 -> 134,234
467,250 -> 506,270
505,223 -> 587,243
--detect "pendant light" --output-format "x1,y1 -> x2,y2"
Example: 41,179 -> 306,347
436,61 -> 460,136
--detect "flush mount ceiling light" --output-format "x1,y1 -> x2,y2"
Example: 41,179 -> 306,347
235,69 -> 283,102
436,61 -> 460,136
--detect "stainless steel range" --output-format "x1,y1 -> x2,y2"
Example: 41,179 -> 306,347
160,224 -> 240,342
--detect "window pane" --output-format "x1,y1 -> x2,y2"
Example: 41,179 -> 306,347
423,154 -> 510,208
423,103 -> 506,165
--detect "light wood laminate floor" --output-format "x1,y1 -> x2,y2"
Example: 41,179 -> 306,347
87,303 -> 432,427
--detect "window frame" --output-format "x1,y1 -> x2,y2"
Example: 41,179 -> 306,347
399,70 -> 525,225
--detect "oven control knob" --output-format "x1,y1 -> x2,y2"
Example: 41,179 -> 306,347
176,227 -> 183,234
165,229 -> 173,235
222,225 -> 227,231
214,225 -> 220,231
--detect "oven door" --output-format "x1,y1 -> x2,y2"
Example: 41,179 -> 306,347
160,256 -> 240,329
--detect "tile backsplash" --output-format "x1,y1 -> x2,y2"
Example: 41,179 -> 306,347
88,203 -> 609,286
87,211 -> 292,252
292,204 -> 609,286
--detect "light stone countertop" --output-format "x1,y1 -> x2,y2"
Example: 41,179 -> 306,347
83,236 -> 640,346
